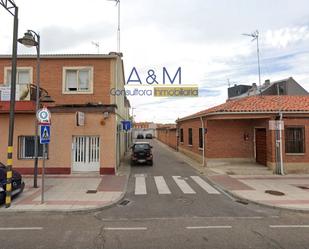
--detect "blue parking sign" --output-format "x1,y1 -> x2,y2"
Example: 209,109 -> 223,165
121,121 -> 131,131
40,125 -> 50,144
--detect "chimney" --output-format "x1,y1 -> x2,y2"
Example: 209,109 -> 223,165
264,79 -> 271,86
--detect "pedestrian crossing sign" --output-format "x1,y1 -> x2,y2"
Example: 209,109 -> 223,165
40,125 -> 50,144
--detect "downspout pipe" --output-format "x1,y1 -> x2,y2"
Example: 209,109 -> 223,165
200,116 -> 205,167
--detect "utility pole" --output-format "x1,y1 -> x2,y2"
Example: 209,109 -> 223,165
0,0 -> 19,208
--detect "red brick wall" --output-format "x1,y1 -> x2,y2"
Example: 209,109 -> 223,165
157,129 -> 177,150
178,118 -> 203,156
206,119 -> 255,159
0,57 -> 112,105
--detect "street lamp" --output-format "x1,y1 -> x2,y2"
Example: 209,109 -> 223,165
18,30 -> 40,188
1,0 -> 19,208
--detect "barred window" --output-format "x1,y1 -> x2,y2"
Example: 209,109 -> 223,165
199,128 -> 203,148
19,136 -> 47,159
180,128 -> 184,143
188,128 -> 193,145
285,127 -> 305,153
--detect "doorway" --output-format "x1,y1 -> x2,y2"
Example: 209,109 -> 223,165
72,136 -> 100,172
255,128 -> 267,166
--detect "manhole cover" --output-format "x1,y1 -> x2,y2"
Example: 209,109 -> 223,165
297,186 -> 309,190
265,190 -> 285,196
226,171 -> 236,175
118,199 -> 131,206
86,190 -> 97,194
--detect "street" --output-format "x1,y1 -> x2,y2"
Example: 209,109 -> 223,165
1,139 -> 309,249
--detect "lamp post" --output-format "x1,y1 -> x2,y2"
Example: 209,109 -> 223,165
1,0 -> 19,208
18,30 -> 40,188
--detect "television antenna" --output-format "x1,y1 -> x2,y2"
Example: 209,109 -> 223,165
107,0 -> 120,53
91,41 -> 100,54
242,30 -> 261,87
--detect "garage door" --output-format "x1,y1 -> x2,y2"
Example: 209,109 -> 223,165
255,128 -> 267,166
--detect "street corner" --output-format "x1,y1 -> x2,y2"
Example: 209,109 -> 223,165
0,174 -> 129,212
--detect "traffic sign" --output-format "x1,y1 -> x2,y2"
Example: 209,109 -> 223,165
40,125 -> 50,144
37,107 -> 51,124
121,121 -> 131,131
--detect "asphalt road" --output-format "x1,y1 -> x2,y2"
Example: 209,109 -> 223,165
1,139 -> 309,249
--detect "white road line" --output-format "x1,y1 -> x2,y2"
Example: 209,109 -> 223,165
135,175 -> 147,195
0,227 -> 43,231
191,176 -> 220,194
172,176 -> 196,194
104,227 -> 147,231
186,226 -> 232,229
154,176 -> 171,194
270,225 -> 309,228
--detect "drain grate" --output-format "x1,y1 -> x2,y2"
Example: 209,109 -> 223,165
86,190 -> 97,194
118,199 -> 131,206
236,199 -> 249,205
265,190 -> 285,196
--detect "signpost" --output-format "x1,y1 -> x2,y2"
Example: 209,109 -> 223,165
37,107 -> 51,204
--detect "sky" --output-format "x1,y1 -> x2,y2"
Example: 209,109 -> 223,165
1,0 -> 309,123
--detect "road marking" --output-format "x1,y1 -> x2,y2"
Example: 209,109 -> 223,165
270,225 -> 309,228
154,176 -> 171,194
104,227 -> 147,231
191,176 -> 220,194
172,176 -> 196,194
186,226 -> 232,229
135,175 -> 147,195
0,227 -> 43,231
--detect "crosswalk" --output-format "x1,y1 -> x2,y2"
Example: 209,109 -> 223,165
133,175 -> 220,195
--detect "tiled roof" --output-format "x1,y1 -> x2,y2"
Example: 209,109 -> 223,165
178,95 -> 309,121
0,53 -> 119,59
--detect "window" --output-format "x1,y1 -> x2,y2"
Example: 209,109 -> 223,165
63,67 -> 93,93
199,128 -> 203,148
180,128 -> 184,143
188,128 -> 193,145
19,136 -> 47,159
285,127 -> 305,153
4,67 -> 32,85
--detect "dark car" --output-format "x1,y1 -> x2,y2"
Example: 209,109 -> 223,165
136,134 -> 144,139
0,162 -> 25,204
145,133 -> 153,139
131,142 -> 153,166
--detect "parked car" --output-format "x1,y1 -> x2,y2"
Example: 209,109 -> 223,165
0,162 -> 25,204
131,142 -> 153,166
145,133 -> 153,139
136,134 -> 144,139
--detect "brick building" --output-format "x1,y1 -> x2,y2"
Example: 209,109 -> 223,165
0,53 -> 130,175
156,124 -> 177,150
132,122 -> 157,138
177,96 -> 309,173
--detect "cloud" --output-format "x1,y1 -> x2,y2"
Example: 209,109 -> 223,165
39,24 -> 114,52
265,26 -> 309,48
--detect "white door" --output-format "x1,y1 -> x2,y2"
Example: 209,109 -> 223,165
72,136 -> 100,172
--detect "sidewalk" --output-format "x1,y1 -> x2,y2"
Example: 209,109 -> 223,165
0,161 -> 130,212
156,139 -> 309,212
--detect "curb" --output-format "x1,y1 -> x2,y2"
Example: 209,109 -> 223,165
155,139 -> 309,214
0,162 -> 131,214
